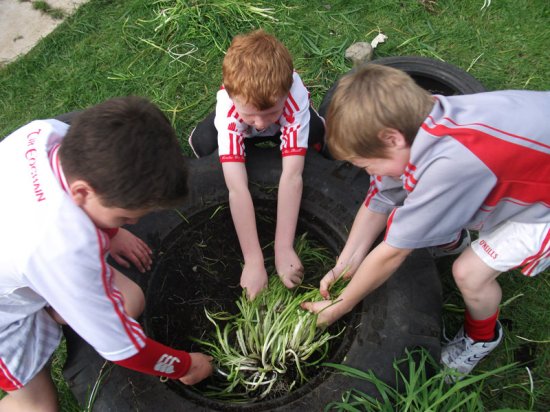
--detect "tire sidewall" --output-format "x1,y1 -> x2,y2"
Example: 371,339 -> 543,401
319,55 -> 487,116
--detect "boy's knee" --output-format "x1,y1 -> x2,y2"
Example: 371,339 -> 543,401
113,269 -> 145,318
452,254 -> 474,288
125,283 -> 145,319
0,369 -> 59,412
189,111 -> 218,158
308,107 -> 326,148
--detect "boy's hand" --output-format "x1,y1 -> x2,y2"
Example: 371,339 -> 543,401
109,228 -> 152,273
320,262 -> 356,299
301,299 -> 345,327
240,261 -> 268,300
178,353 -> 213,385
275,248 -> 304,288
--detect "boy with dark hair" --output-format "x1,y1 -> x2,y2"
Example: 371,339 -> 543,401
189,29 -> 325,299
0,96 -> 212,411
302,64 -> 550,378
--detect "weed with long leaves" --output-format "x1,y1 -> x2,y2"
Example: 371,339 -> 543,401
193,275 -> 347,401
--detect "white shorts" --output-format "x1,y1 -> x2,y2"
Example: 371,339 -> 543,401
471,221 -> 550,276
0,309 -> 62,391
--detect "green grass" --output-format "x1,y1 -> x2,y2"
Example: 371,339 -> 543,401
324,348 -> 520,411
32,1 -> 65,19
1,0 -> 549,410
438,259 -> 550,410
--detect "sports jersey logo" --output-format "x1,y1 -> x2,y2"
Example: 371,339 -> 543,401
284,113 -> 295,124
154,354 -> 180,374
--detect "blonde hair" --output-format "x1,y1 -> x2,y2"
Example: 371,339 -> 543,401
222,29 -> 293,110
326,64 -> 434,160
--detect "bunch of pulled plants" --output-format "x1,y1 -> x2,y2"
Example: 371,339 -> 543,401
193,274 -> 347,402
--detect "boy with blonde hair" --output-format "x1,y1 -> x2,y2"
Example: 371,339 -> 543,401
0,97 -> 212,411
302,64 -> 550,378
189,29 -> 325,299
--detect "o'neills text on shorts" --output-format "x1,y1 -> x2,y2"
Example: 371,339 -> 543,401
479,240 -> 498,259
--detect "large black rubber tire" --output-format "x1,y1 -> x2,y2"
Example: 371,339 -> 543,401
319,55 -> 486,116
62,144 -> 442,411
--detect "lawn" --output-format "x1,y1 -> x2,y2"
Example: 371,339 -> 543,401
1,0 -> 549,411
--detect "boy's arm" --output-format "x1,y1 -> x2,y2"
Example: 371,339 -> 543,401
320,205 -> 388,298
114,340 -> 212,385
222,162 -> 268,299
302,241 -> 412,326
25,223 -> 213,383
275,155 -> 305,288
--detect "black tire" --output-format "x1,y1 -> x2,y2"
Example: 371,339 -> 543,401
62,146 -> 442,411
319,55 -> 486,116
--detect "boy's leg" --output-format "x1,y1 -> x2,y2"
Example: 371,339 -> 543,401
188,111 -> 218,158
307,107 -> 326,153
441,247 -> 503,377
112,267 -> 145,319
0,367 -> 58,412
442,221 -> 550,377
452,247 -> 502,321
428,229 -> 471,258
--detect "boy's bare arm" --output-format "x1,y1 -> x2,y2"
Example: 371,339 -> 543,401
222,162 -> 268,298
303,241 -> 412,326
320,206 -> 387,298
275,155 -> 305,287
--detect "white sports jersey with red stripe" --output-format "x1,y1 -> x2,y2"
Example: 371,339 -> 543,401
0,120 -> 188,389
363,91 -> 550,249
214,72 -> 311,162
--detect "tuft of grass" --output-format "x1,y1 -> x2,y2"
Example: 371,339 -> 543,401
324,348 -> 519,412
32,1 -> 65,20
192,275 -> 348,402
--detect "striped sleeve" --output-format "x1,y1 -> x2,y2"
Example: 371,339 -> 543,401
215,88 -> 246,163
280,73 -> 310,157
23,208 -> 148,362
114,337 -> 191,379
365,175 -> 407,215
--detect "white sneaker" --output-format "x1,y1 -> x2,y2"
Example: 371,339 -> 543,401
441,321 -> 503,380
428,229 -> 471,258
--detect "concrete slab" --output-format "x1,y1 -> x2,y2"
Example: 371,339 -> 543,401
0,0 -> 89,66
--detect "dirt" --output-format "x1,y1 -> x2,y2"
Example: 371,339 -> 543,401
0,0 -> 89,67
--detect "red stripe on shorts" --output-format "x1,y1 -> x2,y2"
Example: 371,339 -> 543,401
0,358 -> 22,391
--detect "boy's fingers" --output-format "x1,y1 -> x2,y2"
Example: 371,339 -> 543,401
112,254 -> 131,269
320,277 -> 331,294
138,241 -> 153,256
300,301 -> 312,312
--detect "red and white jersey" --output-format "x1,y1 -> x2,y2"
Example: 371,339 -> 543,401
214,72 -> 311,162
0,120 -> 190,388
364,91 -> 550,249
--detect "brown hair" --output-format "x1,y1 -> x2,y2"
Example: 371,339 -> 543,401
222,29 -> 293,110
326,64 -> 434,160
59,96 -> 188,209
